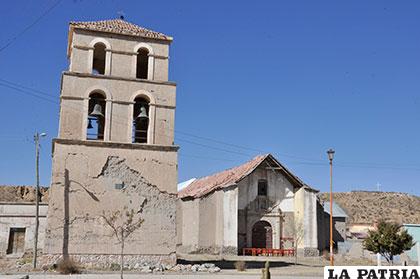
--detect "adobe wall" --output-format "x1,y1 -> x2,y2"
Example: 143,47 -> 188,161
176,198 -> 199,252
45,140 -> 178,265
294,187 -> 319,256
177,187 -> 237,255
0,203 -> 48,256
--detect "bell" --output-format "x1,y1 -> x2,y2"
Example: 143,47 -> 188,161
89,104 -> 104,118
87,118 -> 93,129
136,106 -> 149,120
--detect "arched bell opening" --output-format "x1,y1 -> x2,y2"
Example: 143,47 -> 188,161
132,96 -> 150,143
92,43 -> 106,75
87,92 -> 106,140
136,48 -> 149,79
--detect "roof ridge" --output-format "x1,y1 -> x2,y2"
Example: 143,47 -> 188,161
69,18 -> 172,41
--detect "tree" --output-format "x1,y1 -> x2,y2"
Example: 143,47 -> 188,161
363,220 -> 415,265
101,199 -> 147,279
292,219 -> 304,265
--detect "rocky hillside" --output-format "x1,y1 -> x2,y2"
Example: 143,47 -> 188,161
320,191 -> 420,224
0,185 -> 49,202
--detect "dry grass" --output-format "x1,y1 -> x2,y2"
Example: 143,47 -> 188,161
56,257 -> 81,274
319,191 -> 420,224
234,261 -> 247,271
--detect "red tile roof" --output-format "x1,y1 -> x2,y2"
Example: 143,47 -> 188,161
70,19 -> 172,41
178,154 -> 315,199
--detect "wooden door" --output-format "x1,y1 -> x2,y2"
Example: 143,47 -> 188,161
252,221 -> 272,248
6,228 -> 26,254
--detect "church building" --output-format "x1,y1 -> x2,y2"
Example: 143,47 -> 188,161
45,19 -> 178,266
177,154 -> 323,257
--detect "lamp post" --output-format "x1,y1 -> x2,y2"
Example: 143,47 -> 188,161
33,132 -> 46,269
327,148 -> 335,266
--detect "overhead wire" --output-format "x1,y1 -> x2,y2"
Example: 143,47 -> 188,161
0,78 -> 320,162
1,77 -> 420,172
0,0 -> 63,53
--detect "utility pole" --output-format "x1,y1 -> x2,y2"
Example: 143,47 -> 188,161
33,132 -> 46,269
327,149 -> 335,266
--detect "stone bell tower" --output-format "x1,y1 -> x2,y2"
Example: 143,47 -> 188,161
45,19 -> 178,266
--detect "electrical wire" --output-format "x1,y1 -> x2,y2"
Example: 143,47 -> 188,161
1,77 -> 420,172
0,0 -> 63,53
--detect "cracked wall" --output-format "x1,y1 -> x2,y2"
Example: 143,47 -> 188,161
45,141 -> 177,264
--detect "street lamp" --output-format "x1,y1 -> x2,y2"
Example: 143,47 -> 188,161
33,132 -> 46,269
327,148 -> 335,266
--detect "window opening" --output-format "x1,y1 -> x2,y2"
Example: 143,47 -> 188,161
258,179 -> 268,196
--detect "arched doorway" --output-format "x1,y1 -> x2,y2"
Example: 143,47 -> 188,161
252,221 -> 272,248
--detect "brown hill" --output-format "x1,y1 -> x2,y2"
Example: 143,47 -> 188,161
320,191 -> 420,224
0,185 -> 49,203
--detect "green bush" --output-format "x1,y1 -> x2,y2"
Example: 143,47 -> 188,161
363,220 -> 415,265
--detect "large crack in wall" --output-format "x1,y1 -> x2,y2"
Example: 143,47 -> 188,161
96,156 -> 177,224
46,153 -> 177,265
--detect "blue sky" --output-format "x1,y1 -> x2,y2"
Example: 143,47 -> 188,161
0,0 -> 419,195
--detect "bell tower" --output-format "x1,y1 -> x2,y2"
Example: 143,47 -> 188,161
45,19 -> 178,266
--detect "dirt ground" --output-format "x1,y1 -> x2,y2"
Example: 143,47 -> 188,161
0,254 -> 376,277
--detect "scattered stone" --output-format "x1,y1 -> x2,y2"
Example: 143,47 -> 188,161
140,266 -> 151,273
170,264 -> 182,272
209,266 -> 221,273
191,264 -> 200,272
166,263 -> 221,273
203,263 -> 215,268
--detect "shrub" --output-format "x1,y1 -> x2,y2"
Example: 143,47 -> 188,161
56,257 -> 80,274
234,261 -> 246,271
17,257 -> 32,265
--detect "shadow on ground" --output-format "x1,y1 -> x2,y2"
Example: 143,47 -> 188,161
177,259 -> 304,269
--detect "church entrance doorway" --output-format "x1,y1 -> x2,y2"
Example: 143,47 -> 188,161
252,220 -> 272,248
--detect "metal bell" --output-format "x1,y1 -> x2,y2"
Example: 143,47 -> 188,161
136,106 -> 149,120
89,104 -> 104,118
87,118 -> 93,129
